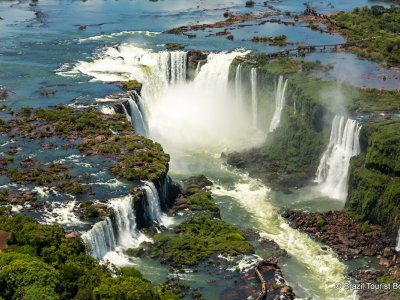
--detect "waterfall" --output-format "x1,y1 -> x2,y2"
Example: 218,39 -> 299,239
143,182 -> 163,222
235,64 -> 243,109
315,115 -> 362,200
396,229 -> 400,252
82,218 -> 117,260
195,61 -> 201,77
109,195 -> 142,249
121,103 -> 132,123
135,92 -> 149,130
170,51 -> 187,84
194,52 -> 237,87
82,188 -> 166,260
157,51 -> 171,85
157,51 -> 187,84
251,68 -> 258,128
269,75 -> 288,132
125,94 -> 149,137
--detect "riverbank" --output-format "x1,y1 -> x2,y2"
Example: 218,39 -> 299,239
283,209 -> 400,299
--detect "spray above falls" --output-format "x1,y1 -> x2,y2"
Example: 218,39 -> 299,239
73,46 -> 265,152
315,115 -> 362,200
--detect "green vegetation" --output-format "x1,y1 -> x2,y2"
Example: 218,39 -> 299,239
316,215 -> 325,228
86,135 -> 169,182
331,6 -> 400,66
149,176 -> 253,267
0,209 -> 182,300
34,106 -> 131,138
346,121 -> 400,234
81,202 -> 100,220
251,35 -> 288,46
360,221 -> 373,233
165,43 -> 184,51
121,80 -> 142,93
227,57 -> 399,190
5,163 -> 89,195
4,106 -> 171,183
150,212 -> 254,267
186,192 -> 220,217
349,88 -> 400,112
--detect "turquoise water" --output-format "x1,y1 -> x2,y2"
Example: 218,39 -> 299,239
1,0 -> 398,110
1,1 -> 398,299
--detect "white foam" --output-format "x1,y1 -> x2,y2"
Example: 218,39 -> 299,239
89,178 -> 126,188
77,31 -> 161,43
100,106 -> 115,115
212,172 -> 356,299
43,200 -> 83,226
218,254 -> 262,273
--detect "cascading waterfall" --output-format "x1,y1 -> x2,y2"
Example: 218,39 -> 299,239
250,68 -> 258,128
72,46 -> 357,298
195,61 -> 201,77
125,93 -> 149,137
143,182 -> 163,222
157,51 -> 187,84
170,51 -> 187,84
396,229 -> 400,251
121,103 -> 132,123
158,174 -> 171,209
82,217 -> 117,260
82,188 -> 166,260
109,195 -> 142,249
315,115 -> 362,200
235,64 -> 244,110
158,51 -> 171,85
269,75 -> 288,132
135,92 -> 149,124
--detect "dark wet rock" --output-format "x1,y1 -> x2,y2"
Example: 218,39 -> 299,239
220,257 -> 295,300
0,89 -> 7,100
6,148 -> 18,155
41,141 -> 54,149
165,13 -> 268,35
245,1 -> 255,8
165,43 -> 184,51
216,30 -> 231,36
349,269 -> 400,300
243,228 -> 261,241
283,210 -> 393,260
182,175 -> 212,193
0,190 -> 42,211
187,50 -> 208,65
40,89 -> 57,96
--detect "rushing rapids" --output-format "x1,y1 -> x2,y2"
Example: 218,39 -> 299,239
72,45 -> 357,299
315,115 -> 362,200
